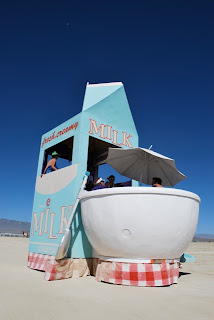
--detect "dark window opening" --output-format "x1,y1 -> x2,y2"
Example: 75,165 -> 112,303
41,136 -> 74,174
87,136 -> 119,167
86,136 -> 120,188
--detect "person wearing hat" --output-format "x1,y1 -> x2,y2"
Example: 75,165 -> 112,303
41,151 -> 60,176
92,177 -> 107,191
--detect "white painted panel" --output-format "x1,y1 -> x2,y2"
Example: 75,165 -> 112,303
81,187 -> 200,260
35,164 -> 78,195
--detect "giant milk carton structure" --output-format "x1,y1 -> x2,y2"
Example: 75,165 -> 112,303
28,82 -> 139,279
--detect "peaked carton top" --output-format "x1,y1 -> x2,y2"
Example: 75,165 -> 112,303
82,82 -> 123,111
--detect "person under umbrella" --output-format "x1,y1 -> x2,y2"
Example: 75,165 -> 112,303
105,175 -> 115,188
104,147 -> 186,187
92,178 -> 107,191
152,177 -> 164,188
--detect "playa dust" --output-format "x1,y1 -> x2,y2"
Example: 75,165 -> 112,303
0,238 -> 213,320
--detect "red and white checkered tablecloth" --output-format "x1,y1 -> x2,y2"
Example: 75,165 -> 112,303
93,258 -> 179,286
28,252 -> 91,281
28,252 -> 179,285
28,252 -> 53,271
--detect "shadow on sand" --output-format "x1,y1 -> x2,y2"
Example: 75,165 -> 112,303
179,271 -> 191,278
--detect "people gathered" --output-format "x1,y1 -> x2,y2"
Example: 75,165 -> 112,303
92,178 -> 107,190
88,174 -> 164,191
90,175 -> 124,191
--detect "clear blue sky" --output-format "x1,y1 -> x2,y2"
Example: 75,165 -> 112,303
1,1 -> 213,234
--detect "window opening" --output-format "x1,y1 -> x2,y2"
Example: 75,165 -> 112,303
86,136 -> 131,189
42,136 -> 74,174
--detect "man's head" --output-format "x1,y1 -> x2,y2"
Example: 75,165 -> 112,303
107,175 -> 115,182
52,151 -> 60,159
152,177 -> 162,186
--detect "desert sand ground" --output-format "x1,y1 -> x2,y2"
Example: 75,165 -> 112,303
0,238 -> 213,320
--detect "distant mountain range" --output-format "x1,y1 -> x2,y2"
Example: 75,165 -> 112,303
193,234 -> 214,242
195,234 -> 214,239
0,219 -> 31,234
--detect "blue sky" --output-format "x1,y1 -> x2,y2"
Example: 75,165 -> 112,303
1,1 -> 213,234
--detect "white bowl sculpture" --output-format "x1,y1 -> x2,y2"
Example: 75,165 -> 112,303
80,187 -> 200,260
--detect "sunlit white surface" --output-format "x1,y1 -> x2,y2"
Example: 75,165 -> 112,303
35,164 -> 78,195
80,187 -> 200,259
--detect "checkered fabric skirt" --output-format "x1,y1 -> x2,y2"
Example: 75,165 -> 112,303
92,258 -> 179,287
28,253 -> 179,285
28,252 -> 92,281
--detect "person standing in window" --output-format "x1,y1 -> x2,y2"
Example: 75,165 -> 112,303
41,151 -> 59,176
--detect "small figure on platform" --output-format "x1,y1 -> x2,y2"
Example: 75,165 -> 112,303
92,178 -> 107,190
41,151 -> 59,176
152,177 -> 164,188
105,175 -> 115,188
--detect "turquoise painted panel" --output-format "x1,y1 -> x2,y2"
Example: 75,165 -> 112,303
29,82 -> 139,258
29,167 -> 92,257
82,83 -> 122,111
180,253 -> 196,262
36,113 -> 81,177
81,84 -> 138,149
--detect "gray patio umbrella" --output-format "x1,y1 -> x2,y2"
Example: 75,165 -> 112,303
104,147 -> 186,186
